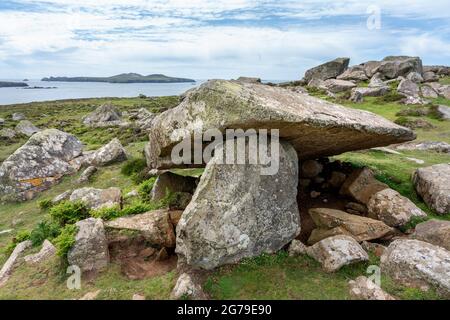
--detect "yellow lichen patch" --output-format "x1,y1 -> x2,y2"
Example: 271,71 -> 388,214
20,177 -> 44,187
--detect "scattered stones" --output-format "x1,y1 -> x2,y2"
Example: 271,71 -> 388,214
23,240 -> 56,265
0,240 -> 32,287
339,167 -> 388,204
411,219 -> 450,251
381,239 -> 450,297
70,187 -> 122,210
308,208 -> 393,244
305,235 -> 368,272
176,140 -> 300,270
348,276 -> 395,300
76,166 -> 97,184
15,120 -> 41,137
170,273 -> 205,300
0,128 -> 16,139
367,188 -> 427,227
106,209 -> 178,248
68,218 -> 109,273
150,172 -> 197,202
303,57 -> 350,82
12,112 -> 26,121
413,164 -> 450,215
0,129 -> 84,201
82,138 -> 128,167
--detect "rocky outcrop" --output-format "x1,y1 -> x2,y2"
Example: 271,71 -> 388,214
376,56 -> 423,80
82,138 -> 127,167
68,218 -> 109,273
23,240 -> 56,265
70,187 -> 122,210
303,57 -> 350,82
381,239 -> 450,298
15,120 -> 41,137
176,140 -> 300,270
145,80 -> 414,169
105,209 -> 178,248
367,188 -> 427,227
150,172 -> 197,202
130,108 -> 156,130
348,276 -> 395,300
308,208 -> 393,244
0,240 -> 32,287
411,220 -> 450,251
82,103 -> 123,127
397,79 -> 420,97
413,164 -> 450,215
0,129 -> 84,201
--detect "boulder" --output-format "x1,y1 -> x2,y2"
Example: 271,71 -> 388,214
23,240 -> 56,265
68,218 -> 109,273
352,86 -> 389,97
377,56 -> 423,79
420,85 -> 438,98
0,118 -> 4,126
413,164 -> 450,215
349,90 -> 363,103
367,188 -> 427,227
82,103 -> 122,126
170,273 -> 205,300
406,72 -> 424,83
348,276 -> 395,300
436,105 -> 450,120
438,85 -> 450,99
339,167 -> 389,204
83,138 -> 127,167
0,128 -> 16,139
132,108 -> 156,130
12,112 -> 26,121
319,79 -> 356,93
176,140 -> 300,270
288,239 -> 308,256
303,57 -> 350,82
150,172 -> 197,202
381,239 -> 450,297
305,235 -> 368,272
76,166 -> 97,184
105,209 -> 178,248
15,120 -> 40,137
363,61 -> 382,78
0,240 -> 32,287
70,187 -> 122,210
337,65 -> 368,81
0,129 -> 84,201
145,80 -> 414,169
422,71 -> 439,83
368,72 -> 385,87
308,208 -> 393,243
397,79 -> 420,97
412,219 -> 450,251
424,65 -> 450,76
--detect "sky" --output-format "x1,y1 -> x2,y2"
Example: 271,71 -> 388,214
0,0 -> 449,80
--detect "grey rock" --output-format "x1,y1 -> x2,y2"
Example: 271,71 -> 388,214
340,167 -> 389,204
70,187 -> 122,210
303,57 -> 350,82
83,138 -> 127,167
349,90 -> 363,103
0,129 -> 83,201
0,240 -> 32,287
353,86 -> 389,97
395,141 -> 450,154
381,239 -> 450,298
15,120 -> 41,137
68,218 -> 109,273
420,85 -> 438,98
423,71 -> 439,83
363,61 -> 382,78
337,65 -> 368,81
349,276 -> 395,300
413,164 -> 450,215
170,273 -> 205,300
288,239 -> 307,256
12,113 -> 26,121
377,56 -> 423,79
319,79 -> 356,93
82,102 -> 122,126
438,85 -> 450,99
406,72 -> 424,83
176,140 -> 300,270
52,190 -> 72,204
436,105 -> 450,120
397,79 -> 420,97
76,166 -> 97,184
0,128 -> 16,139
368,72 -> 386,87
23,240 -> 56,265
236,77 -> 261,84
412,219 -> 450,251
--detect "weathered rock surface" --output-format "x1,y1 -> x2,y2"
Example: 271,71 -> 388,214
0,129 -> 83,201
367,188 -> 427,227
68,218 -> 109,273
406,72 -> 424,83
236,77 -> 261,84
0,240 -> 32,287
288,239 -> 307,256
131,108 -> 156,130
15,120 -> 41,137
412,220 -> 450,251
0,128 -> 16,139
420,85 -> 438,98
340,167 -> 388,204
82,138 -> 128,167
363,61 -> 382,78
105,209 -> 179,248
337,65 -> 368,81
23,240 -> 56,265
52,190 -> 72,204
319,79 -> 356,93
397,79 -> 419,97
306,235 -> 368,272
348,276 -> 395,300
70,187 -> 122,210
413,164 -> 450,215
436,105 -> 450,120
423,71 -> 439,83
176,140 -> 300,270
170,273 -> 205,300
76,166 -> 97,184
368,72 -> 385,87
377,56 -> 423,79
82,103 -> 122,126
352,86 -> 389,97
303,57 -> 350,82
12,112 -> 26,121
150,172 -> 197,202
381,239 -> 450,297
308,208 -> 393,243
145,80 -> 414,169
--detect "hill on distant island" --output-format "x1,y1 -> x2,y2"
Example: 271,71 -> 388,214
0,81 -> 29,88
41,73 -> 195,83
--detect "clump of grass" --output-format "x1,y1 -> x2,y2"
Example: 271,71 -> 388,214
29,221 -> 61,247
138,177 -> 157,202
3,230 -> 31,256
53,224 -> 78,258
49,201 -> 90,226
121,158 -> 148,183
38,198 -> 54,211
375,92 -> 404,104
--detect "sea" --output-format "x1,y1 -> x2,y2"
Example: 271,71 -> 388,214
0,79 -> 287,105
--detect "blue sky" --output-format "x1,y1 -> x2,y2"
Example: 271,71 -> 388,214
0,0 -> 449,80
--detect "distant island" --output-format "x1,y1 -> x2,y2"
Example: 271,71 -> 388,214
0,81 -> 29,88
42,73 -> 195,83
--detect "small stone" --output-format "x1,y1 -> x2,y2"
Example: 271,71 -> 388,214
349,276 -> 395,300
79,290 -> 101,300
76,166 -> 97,184
310,191 -> 321,199
24,240 -> 56,265
170,273 -> 205,300
132,293 -> 145,300
288,240 -> 307,256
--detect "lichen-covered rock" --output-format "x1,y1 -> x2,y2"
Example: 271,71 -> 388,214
145,80 -> 414,169
306,235 -> 368,272
0,240 -> 32,287
105,209 -> 178,248
413,164 -> 450,215
15,120 -> 41,137
12,112 -> 26,121
150,172 -> 197,202
363,61 -> 382,78
340,167 -> 388,204
170,273 -> 205,300
367,188 -> 427,227
337,65 -> 368,81
303,57 -> 350,82
422,71 -> 439,83
23,240 -> 56,265
176,140 -> 300,270
70,187 -> 122,210
348,276 -> 395,300
0,129 -> 83,201
377,56 -> 423,79
76,166 -> 97,184
288,239 -> 308,256
381,239 -> 450,297
397,79 -> 420,97
0,128 -> 16,139
131,108 -> 156,130
68,218 -> 109,273
406,72 -> 424,83
412,220 -> 450,251
421,85 -> 438,98
83,138 -> 127,166
82,103 -> 122,126
308,208 -> 393,243
436,105 -> 450,120
319,79 -> 356,93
